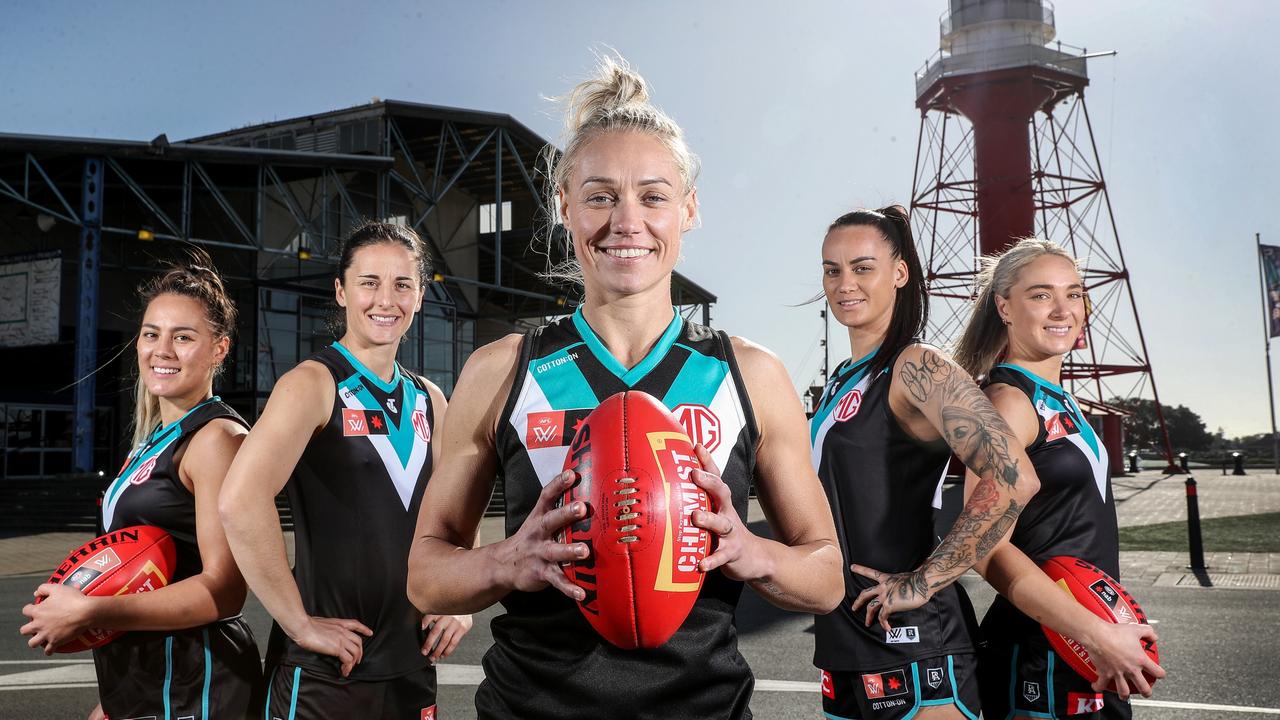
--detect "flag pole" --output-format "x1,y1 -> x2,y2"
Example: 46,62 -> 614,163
1257,233 -> 1279,474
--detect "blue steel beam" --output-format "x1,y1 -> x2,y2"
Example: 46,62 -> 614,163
73,157 -> 104,472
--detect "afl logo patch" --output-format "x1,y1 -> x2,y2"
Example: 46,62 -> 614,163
128,457 -> 157,485
674,404 -> 721,452
412,409 -> 431,442
834,389 -> 862,421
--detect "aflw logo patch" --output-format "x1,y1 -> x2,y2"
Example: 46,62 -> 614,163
885,625 -> 919,644
342,408 -> 389,437
526,409 -> 591,450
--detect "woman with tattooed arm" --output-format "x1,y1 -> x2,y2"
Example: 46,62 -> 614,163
953,239 -> 1163,720
809,206 -> 1037,720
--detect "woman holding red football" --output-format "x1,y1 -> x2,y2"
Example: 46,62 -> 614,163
219,222 -> 468,719
20,249 -> 262,720
953,239 -> 1164,719
406,54 -> 843,718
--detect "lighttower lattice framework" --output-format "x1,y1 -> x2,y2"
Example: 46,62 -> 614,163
910,0 -> 1177,471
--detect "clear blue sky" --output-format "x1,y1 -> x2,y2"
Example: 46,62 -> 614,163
3,0 -> 1277,437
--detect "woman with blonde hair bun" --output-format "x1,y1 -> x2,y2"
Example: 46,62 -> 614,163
407,54 -> 843,718
954,238 -> 1165,719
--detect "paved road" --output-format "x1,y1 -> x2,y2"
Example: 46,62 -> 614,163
2,472 -> 1278,718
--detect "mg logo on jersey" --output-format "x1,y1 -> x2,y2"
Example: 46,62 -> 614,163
412,409 -> 431,442
1068,692 -> 1104,713
128,457 -> 157,485
834,389 -> 863,422
673,404 -> 721,452
820,670 -> 835,699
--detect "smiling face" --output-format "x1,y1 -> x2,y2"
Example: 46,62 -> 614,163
821,224 -> 908,337
136,293 -> 228,403
559,131 -> 697,302
334,241 -> 424,348
995,254 -> 1085,361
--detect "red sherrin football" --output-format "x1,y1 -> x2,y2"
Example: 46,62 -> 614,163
1039,555 -> 1160,690
560,390 -> 713,649
43,525 -> 177,652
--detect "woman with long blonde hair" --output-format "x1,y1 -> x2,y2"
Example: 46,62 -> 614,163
954,238 -> 1165,719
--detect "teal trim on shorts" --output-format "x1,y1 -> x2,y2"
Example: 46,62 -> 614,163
1007,644 -> 1054,719
263,666 -> 275,720
201,628 -> 211,720
288,665 -> 302,720
823,712 -> 859,720
162,635 -> 174,720
1047,650 -> 1059,719
947,655 -> 978,720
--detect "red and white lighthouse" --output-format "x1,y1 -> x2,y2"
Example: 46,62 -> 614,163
911,0 -> 1178,471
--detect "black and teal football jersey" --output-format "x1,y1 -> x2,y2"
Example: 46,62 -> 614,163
95,397 -> 262,719
266,342 -> 436,682
981,363 -> 1120,635
810,347 -> 978,672
101,397 -> 247,579
478,307 -> 760,719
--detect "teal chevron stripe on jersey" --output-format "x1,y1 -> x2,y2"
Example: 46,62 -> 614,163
527,344 -> 598,409
571,305 -> 683,386
332,341 -> 402,393
661,345 -> 730,408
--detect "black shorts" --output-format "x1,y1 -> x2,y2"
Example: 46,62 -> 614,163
819,653 -> 980,720
94,616 -> 263,720
978,636 -> 1132,719
263,663 -> 437,720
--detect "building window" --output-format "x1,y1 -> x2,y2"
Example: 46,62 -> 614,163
479,201 -> 512,234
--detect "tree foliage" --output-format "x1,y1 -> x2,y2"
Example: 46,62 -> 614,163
1107,397 -> 1216,452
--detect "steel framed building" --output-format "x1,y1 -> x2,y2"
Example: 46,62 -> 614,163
0,100 -> 716,479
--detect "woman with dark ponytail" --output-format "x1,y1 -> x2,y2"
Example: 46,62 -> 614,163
809,206 -> 1041,720
220,222 -> 468,719
21,248 -> 262,720
953,239 -> 1163,719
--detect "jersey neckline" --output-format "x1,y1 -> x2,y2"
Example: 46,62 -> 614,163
332,341 -> 402,393
994,362 -> 1066,395
571,305 -> 683,386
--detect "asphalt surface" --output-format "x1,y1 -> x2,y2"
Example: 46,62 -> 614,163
3,472 -> 1279,718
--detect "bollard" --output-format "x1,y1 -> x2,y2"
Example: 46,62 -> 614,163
1128,452 -> 1140,474
1233,452 -> 1246,476
1185,476 -> 1207,571
1179,452 -> 1189,473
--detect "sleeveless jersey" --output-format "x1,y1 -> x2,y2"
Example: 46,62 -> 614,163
94,398 -> 262,718
479,307 -> 760,720
267,342 -> 436,681
982,363 -> 1119,634
810,348 -> 978,671
101,397 -> 246,579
